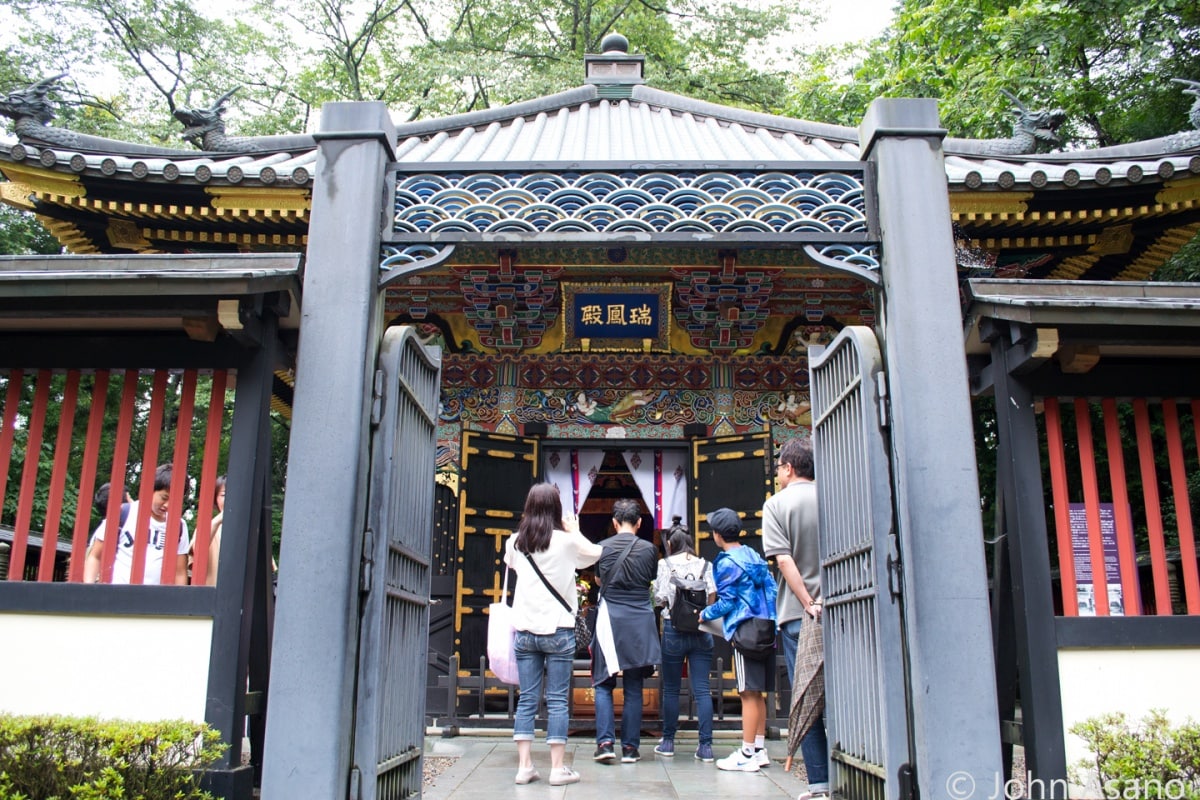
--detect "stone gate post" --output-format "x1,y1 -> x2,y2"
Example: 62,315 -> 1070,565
261,102 -> 396,799
859,98 -> 1004,797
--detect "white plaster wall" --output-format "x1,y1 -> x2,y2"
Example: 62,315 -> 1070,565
1059,648 -> 1200,790
0,612 -> 212,722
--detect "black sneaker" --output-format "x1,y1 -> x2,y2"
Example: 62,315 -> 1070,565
621,745 -> 641,763
594,741 -> 616,762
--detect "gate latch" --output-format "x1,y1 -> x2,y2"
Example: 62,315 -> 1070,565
875,371 -> 889,429
360,527 -> 375,594
886,535 -> 903,600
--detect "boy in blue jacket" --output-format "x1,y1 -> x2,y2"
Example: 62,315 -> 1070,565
699,507 -> 778,772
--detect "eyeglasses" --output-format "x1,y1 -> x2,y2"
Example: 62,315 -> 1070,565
776,462 -> 788,471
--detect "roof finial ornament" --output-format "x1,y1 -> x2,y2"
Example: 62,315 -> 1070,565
945,91 -> 1066,156
1000,90 -> 1067,154
0,73 -> 68,136
173,87 -> 243,150
586,32 -> 643,89
170,88 -> 316,153
1171,78 -> 1200,130
600,33 -> 629,54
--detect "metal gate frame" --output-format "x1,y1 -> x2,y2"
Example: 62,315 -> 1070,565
809,326 -> 912,800
351,326 -> 442,800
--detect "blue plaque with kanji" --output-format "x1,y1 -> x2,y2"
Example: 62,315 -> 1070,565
563,283 -> 671,352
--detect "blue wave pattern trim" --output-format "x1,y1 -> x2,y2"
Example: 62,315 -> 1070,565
391,170 -> 868,234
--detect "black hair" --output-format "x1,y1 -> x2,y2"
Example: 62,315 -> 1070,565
515,483 -> 563,554
93,482 -> 123,517
152,464 -> 177,493
612,498 -> 641,526
667,529 -> 695,556
779,437 -> 814,480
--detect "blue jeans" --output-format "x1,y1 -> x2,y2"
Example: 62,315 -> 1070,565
514,627 -> 575,744
660,619 -> 714,745
594,670 -> 644,749
781,616 -> 829,789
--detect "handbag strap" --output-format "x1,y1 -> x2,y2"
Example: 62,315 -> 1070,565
600,535 -> 638,598
524,552 -> 574,614
501,562 -> 513,605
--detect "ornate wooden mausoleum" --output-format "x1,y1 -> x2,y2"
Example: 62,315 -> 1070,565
3,36 -> 1200,800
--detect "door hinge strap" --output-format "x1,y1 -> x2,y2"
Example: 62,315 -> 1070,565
875,370 -> 889,429
371,368 -> 385,427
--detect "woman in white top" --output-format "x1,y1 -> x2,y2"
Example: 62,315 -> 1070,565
503,483 -> 602,786
651,526 -> 718,761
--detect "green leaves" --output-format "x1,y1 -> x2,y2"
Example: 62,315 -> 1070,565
1070,710 -> 1200,799
0,203 -> 62,256
0,714 -> 225,800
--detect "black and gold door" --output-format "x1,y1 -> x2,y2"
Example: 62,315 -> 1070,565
691,431 -> 774,692
691,431 -> 773,560
456,430 -> 538,688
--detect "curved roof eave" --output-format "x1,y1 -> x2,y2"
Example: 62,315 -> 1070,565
4,83 -> 1200,194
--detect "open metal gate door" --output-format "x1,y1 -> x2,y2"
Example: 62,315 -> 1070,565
808,326 -> 911,800
458,431 -> 537,689
351,327 -> 442,800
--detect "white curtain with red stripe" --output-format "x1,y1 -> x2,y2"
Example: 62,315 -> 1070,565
622,448 -> 688,530
544,448 -> 605,518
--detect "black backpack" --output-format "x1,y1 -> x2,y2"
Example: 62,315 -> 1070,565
668,559 -> 710,633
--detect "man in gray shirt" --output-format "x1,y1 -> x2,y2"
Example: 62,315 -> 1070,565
761,437 -> 828,798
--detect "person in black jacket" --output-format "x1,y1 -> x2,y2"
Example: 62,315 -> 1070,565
590,498 -> 661,765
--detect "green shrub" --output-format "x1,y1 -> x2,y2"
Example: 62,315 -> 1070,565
1070,710 -> 1200,799
0,715 -> 225,800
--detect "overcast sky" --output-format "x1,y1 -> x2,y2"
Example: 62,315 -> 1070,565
812,0 -> 896,45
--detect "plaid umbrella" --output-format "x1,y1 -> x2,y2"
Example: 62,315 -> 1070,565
785,614 -> 824,771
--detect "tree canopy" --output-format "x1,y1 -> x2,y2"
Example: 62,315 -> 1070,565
785,0 -> 1200,147
2,0 -> 1199,272
0,0 -> 807,141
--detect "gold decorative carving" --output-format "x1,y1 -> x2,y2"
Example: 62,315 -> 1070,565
106,219 -> 151,249
950,192 -> 1033,218
1087,224 -> 1134,256
1155,176 -> 1200,206
206,187 -> 311,212
436,470 -> 460,494
0,163 -> 85,198
0,181 -> 36,209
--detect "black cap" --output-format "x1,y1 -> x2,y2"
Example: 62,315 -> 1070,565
706,507 -> 742,538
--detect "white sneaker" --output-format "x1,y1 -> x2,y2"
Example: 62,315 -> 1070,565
549,767 -> 581,786
716,749 -> 760,772
514,766 -> 540,784
755,748 -> 771,768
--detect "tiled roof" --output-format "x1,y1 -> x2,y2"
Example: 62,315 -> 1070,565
3,83 -> 1200,192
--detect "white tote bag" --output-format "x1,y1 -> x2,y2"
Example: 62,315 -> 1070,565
487,565 -> 520,684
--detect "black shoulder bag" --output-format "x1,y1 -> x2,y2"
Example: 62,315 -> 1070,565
668,559 -> 710,633
525,552 -> 594,650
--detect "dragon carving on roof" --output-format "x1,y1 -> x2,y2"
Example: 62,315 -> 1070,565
944,92 -> 1067,156
173,87 -> 315,153
0,74 -> 313,155
1166,78 -> 1200,149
